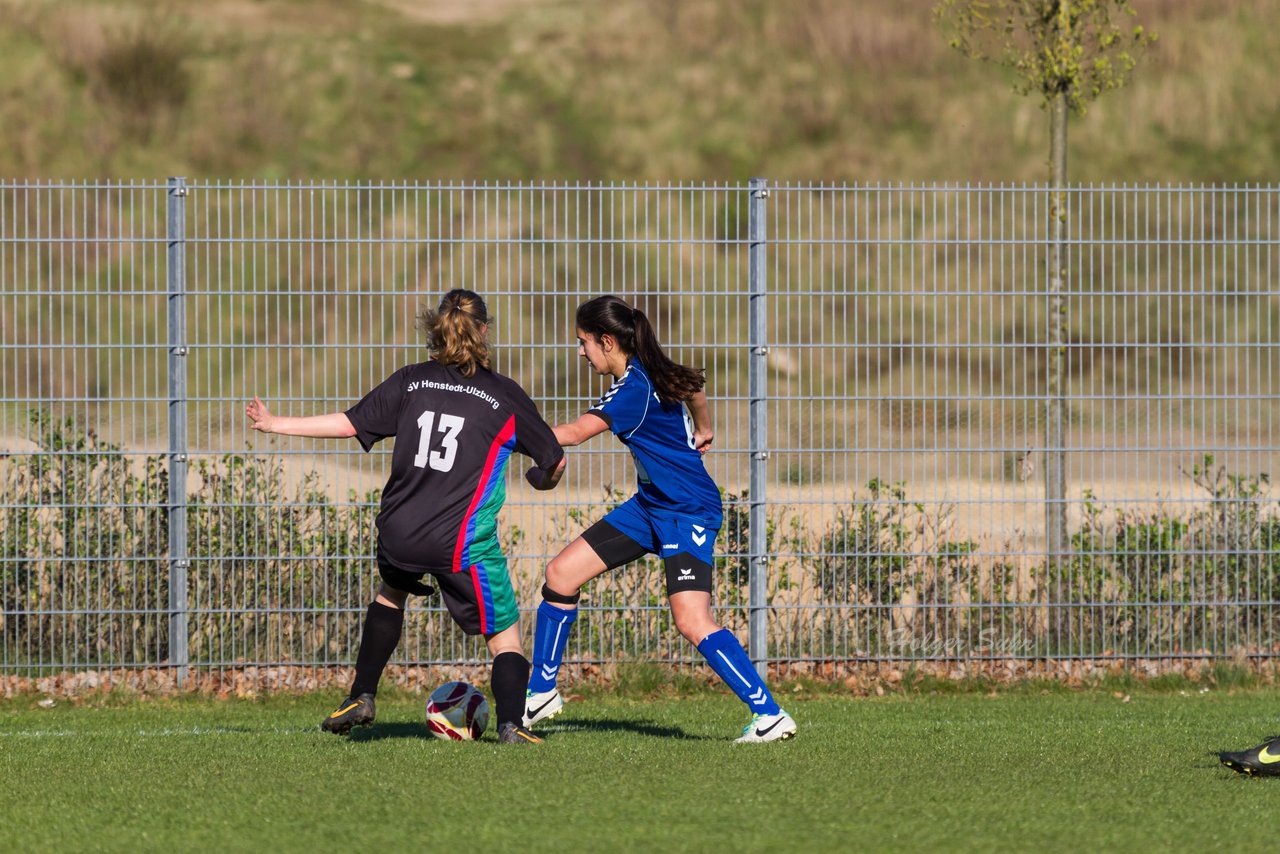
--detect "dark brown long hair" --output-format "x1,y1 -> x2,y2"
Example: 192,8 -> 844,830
576,295 -> 704,403
416,289 -> 491,377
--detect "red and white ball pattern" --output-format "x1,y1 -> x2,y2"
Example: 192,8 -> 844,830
425,681 -> 490,741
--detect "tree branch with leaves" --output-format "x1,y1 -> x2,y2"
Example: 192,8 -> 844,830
935,0 -> 1154,116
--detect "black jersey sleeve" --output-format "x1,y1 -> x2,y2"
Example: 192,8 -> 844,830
344,368 -> 407,452
504,379 -> 564,472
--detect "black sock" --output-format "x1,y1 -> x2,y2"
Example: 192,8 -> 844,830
491,651 -> 531,727
349,601 -> 405,698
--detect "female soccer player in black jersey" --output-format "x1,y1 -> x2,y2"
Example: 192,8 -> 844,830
246,289 -> 563,744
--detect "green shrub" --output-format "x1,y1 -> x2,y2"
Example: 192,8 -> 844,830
813,478 -> 913,606
6,414 -> 1279,669
0,411 -> 378,668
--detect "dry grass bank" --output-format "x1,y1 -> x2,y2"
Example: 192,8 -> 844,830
0,0 -> 1277,181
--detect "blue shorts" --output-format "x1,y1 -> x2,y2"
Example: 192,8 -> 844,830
603,496 -> 719,565
582,496 -> 720,594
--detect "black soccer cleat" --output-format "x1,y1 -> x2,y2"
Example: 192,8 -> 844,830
498,722 -> 544,744
1219,736 -> 1280,777
321,693 -> 376,735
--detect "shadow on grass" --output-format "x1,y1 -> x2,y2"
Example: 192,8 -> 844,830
347,717 -> 712,742
1200,750 -> 1231,769
349,722 -> 435,742
538,716 -> 713,741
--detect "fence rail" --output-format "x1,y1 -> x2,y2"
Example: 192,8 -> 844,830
2,179 -> 1278,682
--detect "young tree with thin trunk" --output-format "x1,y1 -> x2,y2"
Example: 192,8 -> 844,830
934,0 -> 1154,650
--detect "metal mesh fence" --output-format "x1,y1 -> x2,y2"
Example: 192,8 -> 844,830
2,180 -> 1278,681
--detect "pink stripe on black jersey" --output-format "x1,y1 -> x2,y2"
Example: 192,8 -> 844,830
453,414 -> 518,573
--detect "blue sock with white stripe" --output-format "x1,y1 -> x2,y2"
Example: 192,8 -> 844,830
697,629 -> 781,716
528,601 -> 577,693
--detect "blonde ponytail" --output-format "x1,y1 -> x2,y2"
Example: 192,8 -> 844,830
416,289 -> 491,377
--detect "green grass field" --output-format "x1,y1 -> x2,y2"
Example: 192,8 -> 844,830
3,685 -> 1279,852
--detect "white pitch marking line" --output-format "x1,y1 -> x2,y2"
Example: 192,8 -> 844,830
0,726 -> 308,738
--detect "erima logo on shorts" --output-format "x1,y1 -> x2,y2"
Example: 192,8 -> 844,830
677,570 -> 696,581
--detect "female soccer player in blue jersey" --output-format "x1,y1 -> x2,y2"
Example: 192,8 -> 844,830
246,289 -> 564,744
522,295 -> 796,742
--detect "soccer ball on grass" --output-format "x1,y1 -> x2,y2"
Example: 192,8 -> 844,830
425,680 -> 489,741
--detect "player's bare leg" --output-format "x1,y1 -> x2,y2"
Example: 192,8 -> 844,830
545,535 -> 611,597
669,591 -> 721,645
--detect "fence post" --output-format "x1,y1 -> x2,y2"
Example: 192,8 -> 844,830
167,177 -> 189,686
747,177 -> 769,678
1046,102 -> 1070,654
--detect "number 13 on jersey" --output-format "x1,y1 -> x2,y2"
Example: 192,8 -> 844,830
413,409 -> 465,471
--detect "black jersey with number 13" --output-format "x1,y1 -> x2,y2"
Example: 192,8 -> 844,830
345,362 -> 563,574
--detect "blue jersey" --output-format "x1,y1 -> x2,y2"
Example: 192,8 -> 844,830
588,359 -> 723,527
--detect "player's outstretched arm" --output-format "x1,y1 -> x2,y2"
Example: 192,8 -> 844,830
686,390 -> 714,454
245,396 -> 358,439
553,412 -> 609,447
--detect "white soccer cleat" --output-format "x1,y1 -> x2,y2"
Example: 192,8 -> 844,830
522,688 -> 564,728
734,710 -> 797,743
